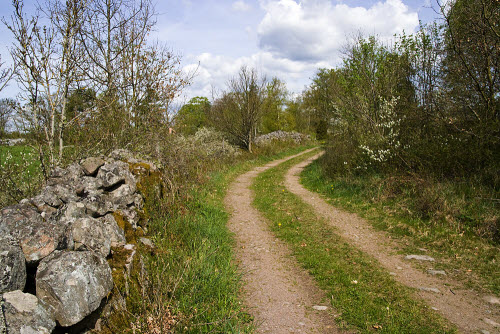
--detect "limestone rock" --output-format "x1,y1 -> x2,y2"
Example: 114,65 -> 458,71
76,176 -> 104,198
120,208 -> 140,229
139,237 -> 154,249
2,290 -> 56,334
108,184 -> 136,208
419,287 -> 441,293
62,201 -> 87,221
427,269 -> 446,276
36,251 -> 113,327
405,254 -> 435,262
109,149 -> 135,161
97,161 -> 136,191
0,204 -> 71,264
32,189 -> 63,208
99,214 -> 126,248
72,217 -> 111,257
0,234 -> 26,293
83,194 -> 111,217
81,157 -> 105,176
49,163 -> 84,184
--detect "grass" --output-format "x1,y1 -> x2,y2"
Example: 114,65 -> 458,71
252,150 -> 456,333
302,159 -> 500,295
0,144 -> 42,207
110,144 -> 316,333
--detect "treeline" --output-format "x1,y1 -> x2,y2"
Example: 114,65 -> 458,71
302,0 -> 499,186
0,0 -> 189,178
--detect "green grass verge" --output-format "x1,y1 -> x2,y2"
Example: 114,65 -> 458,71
119,145 -> 316,333
252,151 -> 456,333
302,159 -> 499,295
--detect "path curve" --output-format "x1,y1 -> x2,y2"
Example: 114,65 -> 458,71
225,148 -> 339,334
285,152 -> 499,334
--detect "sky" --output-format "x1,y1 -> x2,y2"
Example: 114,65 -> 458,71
0,0 -> 443,103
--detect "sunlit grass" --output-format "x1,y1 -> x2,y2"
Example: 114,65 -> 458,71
252,151 -> 456,333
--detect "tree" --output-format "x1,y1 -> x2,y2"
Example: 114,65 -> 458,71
0,98 -> 16,138
209,66 -> 267,152
440,0 -> 500,172
260,78 -> 289,133
4,0 -> 88,176
0,55 -> 14,93
302,68 -> 342,140
175,96 -> 211,135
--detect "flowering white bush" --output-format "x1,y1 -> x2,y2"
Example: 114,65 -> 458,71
359,96 -> 404,169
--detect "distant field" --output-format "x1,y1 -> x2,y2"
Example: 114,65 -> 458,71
0,144 -> 42,207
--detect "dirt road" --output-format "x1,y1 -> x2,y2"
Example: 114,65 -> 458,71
225,148 -> 339,333
285,152 -> 499,334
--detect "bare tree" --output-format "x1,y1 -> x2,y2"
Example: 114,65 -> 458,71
209,66 -> 267,152
4,0 -> 88,176
0,55 -> 14,93
79,0 -> 155,97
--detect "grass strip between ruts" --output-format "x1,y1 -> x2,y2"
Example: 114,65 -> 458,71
252,151 -> 457,333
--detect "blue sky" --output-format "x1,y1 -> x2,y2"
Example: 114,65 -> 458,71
0,0 -> 441,102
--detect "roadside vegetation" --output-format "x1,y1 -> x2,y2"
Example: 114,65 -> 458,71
252,151 -> 456,333
106,138 -> 314,333
302,161 -> 499,295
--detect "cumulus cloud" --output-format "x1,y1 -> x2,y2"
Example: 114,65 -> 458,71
232,0 -> 252,12
181,51 -> 324,99
177,0 -> 421,102
257,0 -> 419,63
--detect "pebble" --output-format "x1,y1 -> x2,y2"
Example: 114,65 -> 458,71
431,307 -> 439,311
312,305 -> 328,311
480,330 -> 490,334
389,272 -> 397,276
419,287 -> 441,293
484,296 -> 500,305
405,254 -> 435,261
427,269 -> 447,276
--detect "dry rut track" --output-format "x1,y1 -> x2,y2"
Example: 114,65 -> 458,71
285,152 -> 499,334
225,149 -> 338,334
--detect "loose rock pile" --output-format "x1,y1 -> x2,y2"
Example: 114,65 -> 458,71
254,131 -> 311,146
0,149 -> 156,333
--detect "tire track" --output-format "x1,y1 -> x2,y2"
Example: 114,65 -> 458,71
284,152 -> 499,334
225,148 -> 339,334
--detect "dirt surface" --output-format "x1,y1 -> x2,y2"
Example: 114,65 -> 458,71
285,152 -> 500,334
225,149 -> 339,334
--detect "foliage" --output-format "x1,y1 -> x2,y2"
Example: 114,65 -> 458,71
0,98 -> 16,138
174,97 -> 211,135
260,78 -> 292,133
208,66 -> 268,153
303,4 -> 499,186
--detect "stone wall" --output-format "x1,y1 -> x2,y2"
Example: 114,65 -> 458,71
0,149 -> 157,333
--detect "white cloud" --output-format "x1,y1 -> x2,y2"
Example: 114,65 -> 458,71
180,50 -> 327,100
257,0 -> 419,63
232,0 -> 252,12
